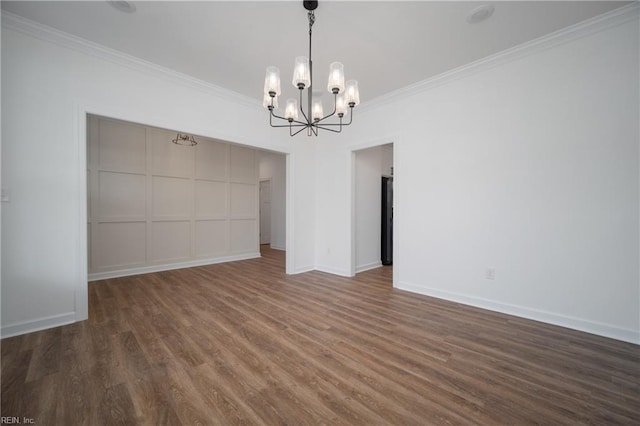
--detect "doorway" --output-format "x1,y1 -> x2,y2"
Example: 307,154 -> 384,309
352,143 -> 394,276
258,151 -> 287,262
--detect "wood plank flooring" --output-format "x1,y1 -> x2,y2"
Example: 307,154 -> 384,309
2,246 -> 639,425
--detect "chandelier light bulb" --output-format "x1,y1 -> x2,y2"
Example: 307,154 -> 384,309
345,80 -> 360,106
263,92 -> 278,109
264,66 -> 281,96
312,99 -> 324,121
327,62 -> 345,94
292,56 -> 311,89
336,94 -> 348,117
285,98 -> 299,121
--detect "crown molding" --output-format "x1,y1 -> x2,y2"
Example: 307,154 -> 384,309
3,3 -> 637,115
1,11 -> 263,111
359,3 -> 639,114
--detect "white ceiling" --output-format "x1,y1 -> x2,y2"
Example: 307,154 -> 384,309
2,1 -> 629,106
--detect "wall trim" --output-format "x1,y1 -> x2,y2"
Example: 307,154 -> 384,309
348,135 -> 401,286
360,3 -> 639,113
270,245 -> 286,251
89,252 -> 260,281
285,153 -> 295,275
4,4 -> 636,116
1,312 -> 76,339
397,281 -> 640,345
74,105 -> 89,324
355,261 -> 383,274
1,12 -> 261,111
292,265 -> 315,274
315,265 -> 353,278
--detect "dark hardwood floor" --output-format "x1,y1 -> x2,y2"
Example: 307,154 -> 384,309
2,246 -> 639,425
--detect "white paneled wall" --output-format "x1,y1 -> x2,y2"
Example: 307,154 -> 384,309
87,115 -> 259,279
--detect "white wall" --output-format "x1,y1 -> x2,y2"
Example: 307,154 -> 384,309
0,14 -> 316,336
314,135 -> 353,276
259,151 -> 286,250
289,141 -> 316,273
320,10 -> 640,343
397,16 -> 639,343
381,144 -> 394,178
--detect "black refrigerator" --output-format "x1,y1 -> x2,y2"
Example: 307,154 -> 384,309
381,176 -> 393,265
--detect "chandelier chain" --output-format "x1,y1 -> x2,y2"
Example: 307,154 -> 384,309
308,10 -> 314,134
308,10 -> 315,28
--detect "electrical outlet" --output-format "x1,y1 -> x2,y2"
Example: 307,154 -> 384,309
1,187 -> 9,203
485,268 -> 496,280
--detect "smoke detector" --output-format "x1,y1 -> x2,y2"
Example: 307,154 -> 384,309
107,1 -> 136,13
467,4 -> 494,24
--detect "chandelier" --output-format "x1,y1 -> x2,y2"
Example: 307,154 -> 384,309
263,0 -> 360,137
172,133 -> 197,146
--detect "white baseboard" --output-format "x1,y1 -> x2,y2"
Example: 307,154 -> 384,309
89,252 -> 261,281
270,244 -> 286,251
315,265 -> 353,277
1,312 -> 77,339
356,261 -> 383,273
397,281 -> 640,345
292,264 -> 315,274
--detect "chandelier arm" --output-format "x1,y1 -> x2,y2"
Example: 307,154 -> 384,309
315,124 -> 343,133
345,106 -> 354,125
270,108 -> 308,126
272,112 -> 308,127
289,121 -> 311,127
269,109 -> 289,123
270,110 -> 307,128
315,93 -> 338,123
291,125 -> 309,137
312,122 -> 343,127
314,117 -> 343,129
271,123 -> 307,128
270,123 -> 306,128
318,107 -> 354,126
315,111 -> 337,123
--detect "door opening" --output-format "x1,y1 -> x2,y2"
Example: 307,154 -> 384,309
352,142 -> 394,277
